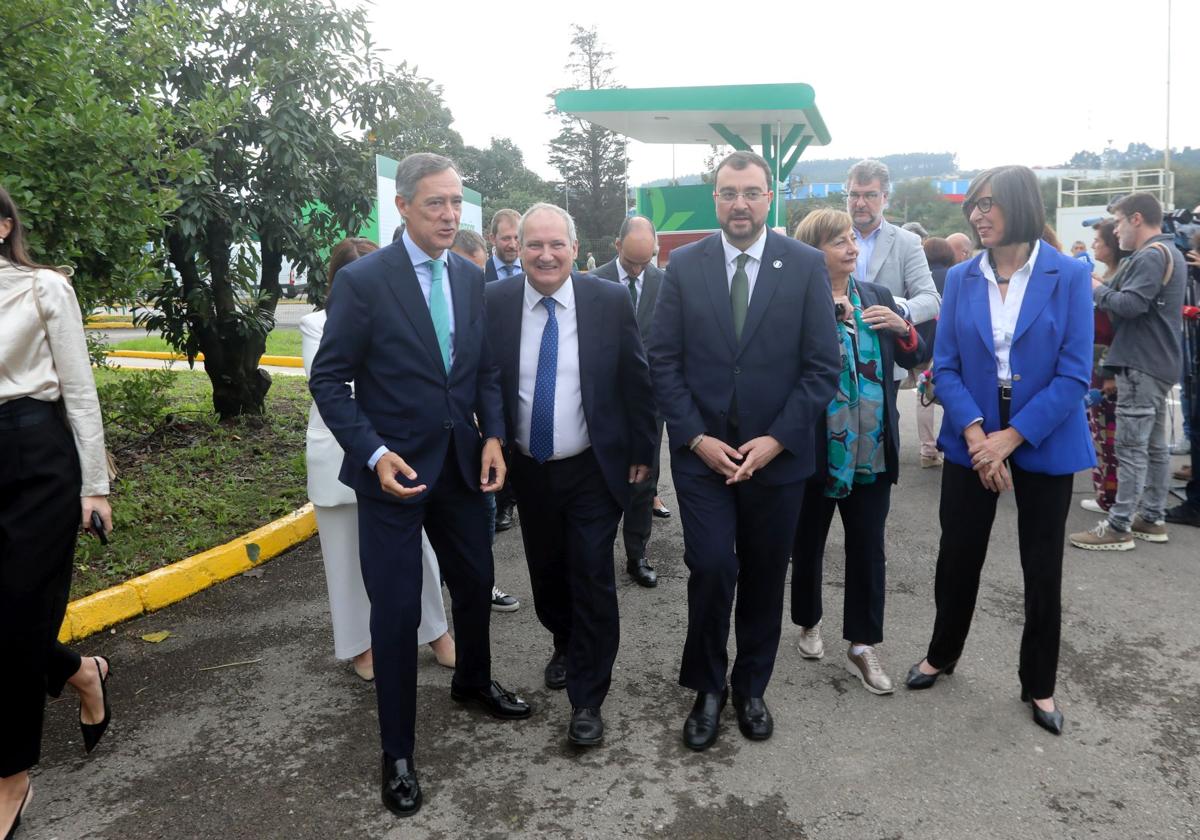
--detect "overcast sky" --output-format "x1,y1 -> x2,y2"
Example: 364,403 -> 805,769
366,0 -> 1196,186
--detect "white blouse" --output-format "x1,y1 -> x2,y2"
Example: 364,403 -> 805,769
0,260 -> 109,495
979,241 -> 1040,383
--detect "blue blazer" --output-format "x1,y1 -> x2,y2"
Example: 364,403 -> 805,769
648,230 -> 842,486
308,240 -> 505,503
935,241 -> 1095,475
485,271 -> 658,507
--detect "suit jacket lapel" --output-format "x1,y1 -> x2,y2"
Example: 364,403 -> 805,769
1012,243 -> 1058,346
572,273 -> 598,419
637,267 -> 661,326
737,232 -> 783,354
381,245 -> 447,378
447,253 -> 472,377
500,280 -> 524,430
867,223 -> 893,283
963,257 -> 995,357
702,235 -> 738,355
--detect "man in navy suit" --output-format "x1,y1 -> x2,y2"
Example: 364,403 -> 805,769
648,151 -> 840,751
484,209 -> 523,534
486,203 -> 657,746
592,215 -> 668,587
309,153 -> 531,819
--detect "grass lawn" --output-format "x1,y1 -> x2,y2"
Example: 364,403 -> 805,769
73,368 -> 311,598
109,329 -> 304,357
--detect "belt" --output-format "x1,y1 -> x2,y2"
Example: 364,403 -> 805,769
0,397 -> 59,430
998,383 -> 1013,401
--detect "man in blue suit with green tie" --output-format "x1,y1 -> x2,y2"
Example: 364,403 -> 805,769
309,153 -> 531,819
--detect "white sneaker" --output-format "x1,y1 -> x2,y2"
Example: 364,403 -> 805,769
796,624 -> 824,659
1080,498 -> 1105,513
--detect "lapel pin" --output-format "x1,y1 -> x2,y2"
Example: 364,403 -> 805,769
772,259 -> 783,269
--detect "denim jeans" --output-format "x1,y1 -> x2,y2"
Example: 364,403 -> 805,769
1108,368 -> 1173,530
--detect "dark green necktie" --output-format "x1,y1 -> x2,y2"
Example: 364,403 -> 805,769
730,253 -> 750,340
627,275 -> 638,310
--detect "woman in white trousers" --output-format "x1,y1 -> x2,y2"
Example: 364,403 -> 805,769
301,238 -> 454,680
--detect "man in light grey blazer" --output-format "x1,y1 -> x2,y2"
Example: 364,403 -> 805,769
845,159 -> 940,379
592,215 -> 666,588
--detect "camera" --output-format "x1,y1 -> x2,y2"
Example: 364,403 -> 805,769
835,302 -> 848,319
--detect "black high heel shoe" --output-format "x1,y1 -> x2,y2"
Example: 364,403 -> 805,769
81,656 -> 112,754
904,659 -> 957,690
3,779 -> 32,840
1021,689 -> 1064,735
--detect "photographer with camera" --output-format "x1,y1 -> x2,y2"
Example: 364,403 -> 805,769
1165,225 -> 1200,527
1072,193 -> 1186,550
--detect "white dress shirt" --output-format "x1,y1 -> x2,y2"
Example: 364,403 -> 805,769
980,240 -> 1040,383
515,276 -> 590,460
720,226 -> 768,297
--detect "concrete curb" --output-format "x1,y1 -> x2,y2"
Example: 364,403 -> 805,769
58,504 -> 317,643
106,349 -> 305,369
86,323 -> 136,330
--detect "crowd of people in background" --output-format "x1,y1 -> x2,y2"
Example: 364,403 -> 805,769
3,147 -> 1197,833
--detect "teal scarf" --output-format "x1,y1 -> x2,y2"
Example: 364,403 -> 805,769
825,278 -> 888,498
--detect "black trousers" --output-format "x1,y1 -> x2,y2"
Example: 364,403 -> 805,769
674,469 -> 806,698
791,477 -> 891,645
925,460 -> 1073,699
356,440 -> 493,762
509,449 -> 622,709
621,418 -> 664,563
0,400 -> 84,777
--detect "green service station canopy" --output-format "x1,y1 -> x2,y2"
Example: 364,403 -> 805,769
553,83 -> 831,235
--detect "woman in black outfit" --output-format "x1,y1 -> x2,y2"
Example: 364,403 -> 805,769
1,186 -> 114,839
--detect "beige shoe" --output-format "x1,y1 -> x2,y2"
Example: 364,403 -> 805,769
1070,520 -> 1135,551
796,624 -> 824,659
1173,464 -> 1192,482
352,654 -> 375,682
846,645 -> 894,695
1131,515 -> 1169,543
920,455 -> 943,469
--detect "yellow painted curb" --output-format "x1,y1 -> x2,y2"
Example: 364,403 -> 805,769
58,504 -> 316,643
106,349 -> 305,368
86,323 -> 136,330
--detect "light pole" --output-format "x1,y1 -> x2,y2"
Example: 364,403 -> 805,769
558,182 -> 570,213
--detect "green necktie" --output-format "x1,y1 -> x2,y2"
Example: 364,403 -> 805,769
429,258 -> 452,373
730,253 -> 750,341
627,275 -> 638,310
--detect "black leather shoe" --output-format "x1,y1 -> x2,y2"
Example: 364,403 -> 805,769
1023,692 -> 1064,735
495,505 -> 516,532
568,707 -> 604,746
731,692 -> 773,741
544,650 -> 567,691
381,753 -> 421,817
80,656 -> 112,754
451,680 -> 532,719
682,688 -> 728,751
652,504 -> 671,519
904,659 -> 957,690
627,558 -> 658,588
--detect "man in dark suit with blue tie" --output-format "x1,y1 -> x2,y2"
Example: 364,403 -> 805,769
649,151 -> 841,751
592,215 -> 668,587
486,203 -> 657,746
309,153 -> 531,818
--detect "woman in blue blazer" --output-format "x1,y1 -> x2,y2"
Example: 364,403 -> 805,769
904,166 -> 1095,736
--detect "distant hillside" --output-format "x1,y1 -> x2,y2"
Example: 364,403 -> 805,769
641,152 -> 957,188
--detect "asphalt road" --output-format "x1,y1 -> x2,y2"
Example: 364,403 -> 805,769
21,393 -> 1199,840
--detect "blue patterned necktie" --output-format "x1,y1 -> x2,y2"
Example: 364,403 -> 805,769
429,258 -> 452,373
529,297 -> 558,463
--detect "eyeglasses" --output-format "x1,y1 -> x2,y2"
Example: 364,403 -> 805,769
967,197 -> 997,214
715,189 -> 769,203
847,191 -> 882,203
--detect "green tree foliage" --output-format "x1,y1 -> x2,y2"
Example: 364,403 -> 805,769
141,0 -> 461,418
458,138 -> 557,221
0,0 -> 211,310
547,25 -> 630,243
